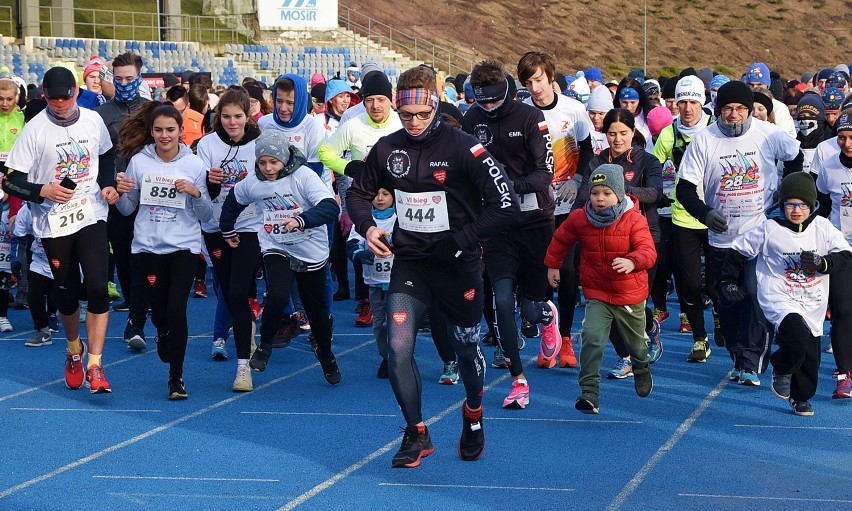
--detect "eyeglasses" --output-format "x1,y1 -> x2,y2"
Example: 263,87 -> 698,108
721,105 -> 749,115
398,109 -> 434,122
783,202 -> 810,211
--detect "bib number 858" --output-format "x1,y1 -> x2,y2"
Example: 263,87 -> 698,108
59,210 -> 85,228
149,186 -> 178,199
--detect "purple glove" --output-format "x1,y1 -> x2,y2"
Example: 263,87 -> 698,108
339,213 -> 353,236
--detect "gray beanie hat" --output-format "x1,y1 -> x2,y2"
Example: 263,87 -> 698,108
589,164 -> 625,202
255,130 -> 291,164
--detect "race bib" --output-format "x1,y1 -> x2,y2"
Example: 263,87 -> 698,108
48,196 -> 95,237
518,193 -> 539,212
0,152 -> 8,163
0,241 -> 11,271
552,183 -> 573,215
840,206 -> 852,242
263,209 -> 305,244
395,190 -> 450,233
140,176 -> 186,209
365,255 -> 393,283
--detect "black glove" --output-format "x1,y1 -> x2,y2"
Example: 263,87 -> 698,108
704,209 -> 728,234
800,250 -> 826,273
718,281 -> 746,303
344,160 -> 368,178
431,235 -> 463,266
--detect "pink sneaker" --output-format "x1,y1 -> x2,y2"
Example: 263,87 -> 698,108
537,301 -> 561,369
502,379 -> 530,409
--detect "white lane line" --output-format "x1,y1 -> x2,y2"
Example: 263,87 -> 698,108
734,424 -> 852,431
605,376 -> 729,511
12,408 -> 161,413
0,339 -> 373,500
275,356 -> 534,511
95,475 -> 279,482
486,417 -> 642,424
241,411 -> 396,418
109,492 -> 289,501
0,331 -> 213,404
679,493 -> 852,503
379,483 -> 575,492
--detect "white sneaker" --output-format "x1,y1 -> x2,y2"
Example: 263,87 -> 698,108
0,317 -> 13,332
233,365 -> 253,392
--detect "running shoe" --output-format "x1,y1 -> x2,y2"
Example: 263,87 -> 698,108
272,314 -> 299,348
25,328 -> 52,347
65,342 -> 87,389
193,278 -> 208,298
652,308 -> 669,323
502,379 -> 530,409
607,357 -> 633,379
458,403 -> 485,461
727,367 -> 741,382
634,367 -> 653,397
771,370 -> 791,400
492,345 -> 508,369
439,361 -> 459,385
294,311 -> 311,331
686,339 -> 711,363
648,319 -> 663,363
789,398 -> 814,416
13,290 -> 28,310
521,317 -> 539,338
392,424 -> 434,468
85,365 -> 112,394
48,314 -> 59,333
0,317 -> 13,332
211,338 -> 228,360
232,365 -> 253,392
558,337 -> 578,368
833,371 -> 852,399
168,377 -> 188,400
112,301 -> 129,312
355,299 -> 373,327
738,369 -> 760,386
575,392 -> 599,414
314,349 -> 341,385
249,343 -> 273,372
124,319 -> 146,352
679,313 -> 692,333
107,281 -> 121,300
537,301 -> 561,368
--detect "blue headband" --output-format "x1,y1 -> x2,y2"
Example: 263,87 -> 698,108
619,87 -> 640,101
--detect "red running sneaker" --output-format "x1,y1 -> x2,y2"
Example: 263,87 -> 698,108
85,365 -> 112,394
558,337 -> 578,368
65,343 -> 87,390
355,299 -> 373,327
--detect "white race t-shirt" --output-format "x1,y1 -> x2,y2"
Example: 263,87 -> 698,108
815,147 -> 852,241
5,109 -> 112,238
677,119 -> 800,248
196,133 -> 260,234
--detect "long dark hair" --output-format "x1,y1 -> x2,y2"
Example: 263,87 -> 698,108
613,77 -> 654,118
213,87 -> 256,132
118,103 -> 183,157
602,108 -> 647,150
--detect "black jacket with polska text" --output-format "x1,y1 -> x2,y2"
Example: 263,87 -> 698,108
346,121 -> 520,272
461,99 -> 554,230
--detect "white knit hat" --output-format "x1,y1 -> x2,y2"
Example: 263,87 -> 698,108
675,75 -> 705,104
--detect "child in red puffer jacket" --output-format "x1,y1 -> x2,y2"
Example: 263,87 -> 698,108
545,163 -> 657,414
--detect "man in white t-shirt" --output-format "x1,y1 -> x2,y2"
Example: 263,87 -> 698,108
2,67 -> 119,394
676,80 -> 800,386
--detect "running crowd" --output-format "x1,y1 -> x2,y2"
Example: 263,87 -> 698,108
0,52 -> 851,468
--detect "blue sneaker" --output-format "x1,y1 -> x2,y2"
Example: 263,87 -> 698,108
727,367 -> 741,382
789,398 -> 814,416
771,370 -> 791,399
492,345 -> 508,369
439,361 -> 459,385
607,357 -> 633,379
647,319 -> 663,364
211,338 -> 228,361
738,369 -> 760,386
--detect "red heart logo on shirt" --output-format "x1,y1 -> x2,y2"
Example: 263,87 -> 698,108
392,312 -> 408,325
212,248 -> 222,260
432,196 -> 442,204
463,288 -> 476,301
433,170 -> 446,184
264,224 -> 273,233
146,275 -> 157,286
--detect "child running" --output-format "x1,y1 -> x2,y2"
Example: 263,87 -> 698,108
115,102 -> 213,399
719,172 -> 852,415
221,130 -> 341,385
545,164 -> 657,413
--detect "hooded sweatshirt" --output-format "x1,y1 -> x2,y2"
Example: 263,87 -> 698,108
116,144 -> 213,255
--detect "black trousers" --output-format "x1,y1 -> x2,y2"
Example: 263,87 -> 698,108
771,314 -> 820,402
673,225 -> 716,341
27,270 -> 57,330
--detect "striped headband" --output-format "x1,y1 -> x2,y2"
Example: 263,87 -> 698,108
396,87 -> 439,110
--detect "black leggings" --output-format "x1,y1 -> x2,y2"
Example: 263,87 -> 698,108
828,266 -> 852,373
203,231 -> 261,360
771,314 -> 820,402
673,225 -> 716,340
387,260 -> 485,426
140,250 -> 197,379
259,253 -> 332,358
650,216 -> 686,312
0,272 -> 9,317
107,205 -> 134,302
27,270 -> 58,330
41,221 -> 110,316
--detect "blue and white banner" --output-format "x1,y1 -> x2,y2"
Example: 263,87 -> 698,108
258,0 -> 339,29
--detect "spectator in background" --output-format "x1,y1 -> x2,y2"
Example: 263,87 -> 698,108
245,83 -> 270,121
167,85 -> 205,148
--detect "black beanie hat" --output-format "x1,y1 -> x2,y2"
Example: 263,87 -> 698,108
310,83 -> 326,103
753,88 -> 774,115
359,71 -> 392,101
662,76 -> 677,100
778,171 -> 817,211
714,81 -> 754,116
